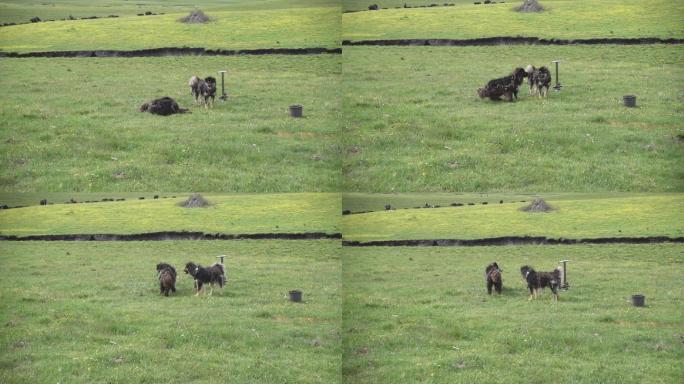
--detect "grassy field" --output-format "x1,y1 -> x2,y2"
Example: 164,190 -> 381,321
0,55 -> 341,192
341,192 -> 642,212
342,194 -> 684,241
0,240 -> 341,383
343,244 -> 684,384
0,0 -> 340,23
0,6 -> 340,52
0,193 -> 340,236
342,45 -> 684,192
342,0 -> 684,40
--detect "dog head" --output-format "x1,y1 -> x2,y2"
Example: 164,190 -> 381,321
512,67 -> 527,84
477,87 -> 487,98
520,265 -> 535,279
525,64 -> 535,75
139,102 -> 150,112
184,262 -> 199,277
204,77 -> 217,95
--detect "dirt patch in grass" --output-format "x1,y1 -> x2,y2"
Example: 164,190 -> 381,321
178,194 -> 211,208
179,10 -> 211,24
520,198 -> 553,212
515,0 -> 544,13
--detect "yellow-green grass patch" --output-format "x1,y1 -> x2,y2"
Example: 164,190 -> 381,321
343,0 -> 684,41
0,193 -> 341,236
342,194 -> 684,241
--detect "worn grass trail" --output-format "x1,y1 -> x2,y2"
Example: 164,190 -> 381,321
0,56 -> 341,192
342,244 -> 684,384
0,240 -> 341,384
342,45 -> 684,192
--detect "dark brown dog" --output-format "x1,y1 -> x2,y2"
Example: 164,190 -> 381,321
156,263 -> 177,297
485,262 -> 503,294
477,67 -> 527,101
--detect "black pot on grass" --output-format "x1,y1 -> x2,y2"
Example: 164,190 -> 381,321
623,95 -> 636,107
289,104 -> 303,118
631,294 -> 645,307
289,290 -> 302,302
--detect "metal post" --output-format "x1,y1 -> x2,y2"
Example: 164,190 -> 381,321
552,60 -> 562,91
217,255 -> 226,264
560,259 -> 570,290
218,70 -> 228,101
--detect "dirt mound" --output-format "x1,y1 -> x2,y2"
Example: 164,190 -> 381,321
179,10 -> 211,23
515,0 -> 544,12
520,198 -> 553,212
178,194 -> 211,208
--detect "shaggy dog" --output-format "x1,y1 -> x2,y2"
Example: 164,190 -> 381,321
184,262 -> 226,295
477,67 -> 527,101
524,65 -> 552,98
520,265 -> 561,301
189,76 -> 217,108
485,262 -> 503,294
156,263 -> 177,297
140,97 -> 190,116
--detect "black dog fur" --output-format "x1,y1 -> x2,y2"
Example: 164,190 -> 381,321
520,265 -> 560,301
140,97 -> 189,116
156,263 -> 177,297
184,262 -> 226,295
485,262 -> 503,294
477,67 -> 527,101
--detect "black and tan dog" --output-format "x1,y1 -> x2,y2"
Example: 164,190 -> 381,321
184,262 -> 226,296
477,67 -> 527,101
189,76 -> 217,108
520,265 -> 561,301
156,263 -> 177,297
140,97 -> 190,116
524,65 -> 552,98
485,262 -> 503,295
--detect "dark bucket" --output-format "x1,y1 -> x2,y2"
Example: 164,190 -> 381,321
623,95 -> 636,107
289,104 -> 303,118
289,290 -> 302,303
631,294 -> 645,307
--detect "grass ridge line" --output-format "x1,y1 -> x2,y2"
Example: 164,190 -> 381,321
0,47 -> 342,58
0,231 -> 343,241
342,236 -> 684,247
342,37 -> 684,46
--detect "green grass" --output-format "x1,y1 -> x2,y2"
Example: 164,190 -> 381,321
341,192 -> 637,212
0,56 -> 341,192
0,193 -> 340,236
0,0 -> 340,23
342,0 -> 684,40
343,244 -> 684,384
1,6 -> 340,52
0,240 -> 341,383
342,45 -> 684,192
342,194 -> 684,241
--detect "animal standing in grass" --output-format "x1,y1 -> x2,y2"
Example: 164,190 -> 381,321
156,263 -> 177,297
477,67 -> 527,101
520,265 -> 561,301
524,65 -> 552,98
189,76 -> 217,108
485,262 -> 503,294
184,262 -> 226,296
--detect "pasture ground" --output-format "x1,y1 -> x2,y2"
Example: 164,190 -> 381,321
342,45 -> 684,192
342,0 -> 684,40
0,55 -> 341,192
342,244 -> 684,384
0,240 -> 341,384
341,194 -> 684,241
0,193 -> 341,236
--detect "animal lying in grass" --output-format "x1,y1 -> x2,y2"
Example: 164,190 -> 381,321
140,97 -> 190,116
189,76 -> 217,108
485,262 -> 503,294
156,263 -> 177,297
184,262 -> 226,295
520,265 -> 561,301
524,65 -> 552,98
477,67 -> 527,101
